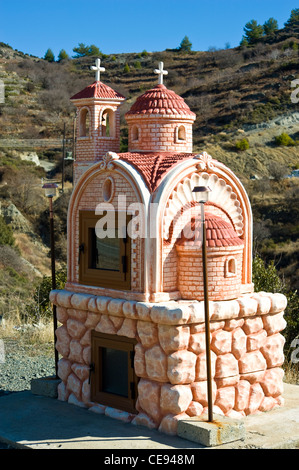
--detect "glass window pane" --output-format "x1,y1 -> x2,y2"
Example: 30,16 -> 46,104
90,229 -> 120,271
102,348 -> 128,397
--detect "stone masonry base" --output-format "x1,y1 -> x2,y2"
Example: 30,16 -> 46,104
50,289 -> 287,436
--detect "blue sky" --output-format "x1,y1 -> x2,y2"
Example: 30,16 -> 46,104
0,1 -> 297,58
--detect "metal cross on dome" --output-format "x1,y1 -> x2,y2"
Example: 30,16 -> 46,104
90,58 -> 105,82
154,61 -> 168,85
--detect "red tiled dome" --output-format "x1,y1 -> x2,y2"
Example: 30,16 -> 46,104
176,213 -> 244,248
70,81 -> 125,101
125,84 -> 196,118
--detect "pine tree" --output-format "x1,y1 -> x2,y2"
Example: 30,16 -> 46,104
179,36 -> 192,52
243,20 -> 264,45
263,17 -> 278,36
44,48 -> 55,62
285,8 -> 299,28
57,49 -> 69,62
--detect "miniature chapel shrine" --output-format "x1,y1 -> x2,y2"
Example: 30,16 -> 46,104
50,60 -> 287,435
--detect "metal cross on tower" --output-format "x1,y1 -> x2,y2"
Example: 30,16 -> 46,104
90,58 -> 105,82
154,61 -> 168,85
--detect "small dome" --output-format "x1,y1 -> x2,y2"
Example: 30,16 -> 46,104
176,213 -> 244,248
71,81 -> 125,101
126,84 -> 196,118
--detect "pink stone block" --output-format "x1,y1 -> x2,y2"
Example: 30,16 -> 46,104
247,329 -> 267,352
134,343 -> 147,378
55,325 -> 70,357
269,293 -> 287,314
158,413 -> 189,436
251,293 -> 271,315
131,412 -> 157,429
211,300 -> 240,321
215,353 -> 239,378
238,351 -> 267,374
186,401 -> 204,417
158,324 -> 190,354
67,373 -> 82,399
242,316 -> 263,335
136,302 -> 152,321
189,331 -> 207,354
80,330 -> 91,346
145,345 -> 168,382
123,301 -> 139,319
215,386 -> 235,414
81,379 -> 91,403
85,312 -> 100,329
56,306 -> 68,324
56,290 -> 73,308
71,363 -> 89,382
57,381 -> 69,402
71,293 -> 91,310
191,380 -> 217,406
108,298 -> 125,316
67,308 -> 87,323
195,351 -> 217,381
245,383 -> 264,415
167,350 -> 197,384
96,296 -> 112,313
117,318 -> 136,338
67,318 -> 86,339
105,407 -> 134,423
259,396 -> 278,412
69,339 -> 84,364
235,379 -> 251,411
237,296 -> 258,317
260,334 -> 285,368
231,327 -> 247,360
137,379 -> 161,423
224,318 -> 244,331
262,312 -> 287,335
137,321 -> 158,348
211,329 -> 232,355
95,314 -> 116,335
160,384 -> 193,414
57,358 -> 72,382
260,367 -> 284,397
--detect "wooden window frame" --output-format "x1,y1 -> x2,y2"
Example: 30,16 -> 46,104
90,331 -> 138,413
79,211 -> 131,290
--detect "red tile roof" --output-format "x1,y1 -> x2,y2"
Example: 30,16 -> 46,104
119,151 -> 195,192
125,84 -> 196,118
70,81 -> 125,101
176,213 -> 244,248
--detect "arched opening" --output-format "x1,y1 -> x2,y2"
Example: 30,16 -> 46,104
79,108 -> 90,137
225,257 -> 237,277
132,125 -> 139,142
177,125 -> 186,141
101,109 -> 115,137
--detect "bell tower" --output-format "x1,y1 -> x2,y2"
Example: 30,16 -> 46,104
70,59 -> 125,184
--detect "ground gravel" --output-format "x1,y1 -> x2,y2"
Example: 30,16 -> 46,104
0,337 -> 55,395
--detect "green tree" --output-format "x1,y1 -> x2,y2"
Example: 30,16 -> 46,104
243,20 -> 264,45
235,138 -> 249,151
88,44 -> 101,56
239,36 -> 249,48
57,49 -> 69,62
179,35 -> 192,52
123,63 -> 130,74
0,215 -> 15,247
263,17 -> 278,36
285,8 -> 299,28
275,132 -> 295,147
44,48 -> 55,62
72,43 -> 101,57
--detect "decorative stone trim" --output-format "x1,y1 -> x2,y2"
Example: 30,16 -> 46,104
50,288 -> 287,436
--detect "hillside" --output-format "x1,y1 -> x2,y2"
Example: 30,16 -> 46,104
0,23 -> 298,325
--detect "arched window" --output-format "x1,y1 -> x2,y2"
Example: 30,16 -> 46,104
79,108 -> 90,137
132,125 -> 139,142
225,257 -> 237,277
101,109 -> 115,137
177,125 -> 186,141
